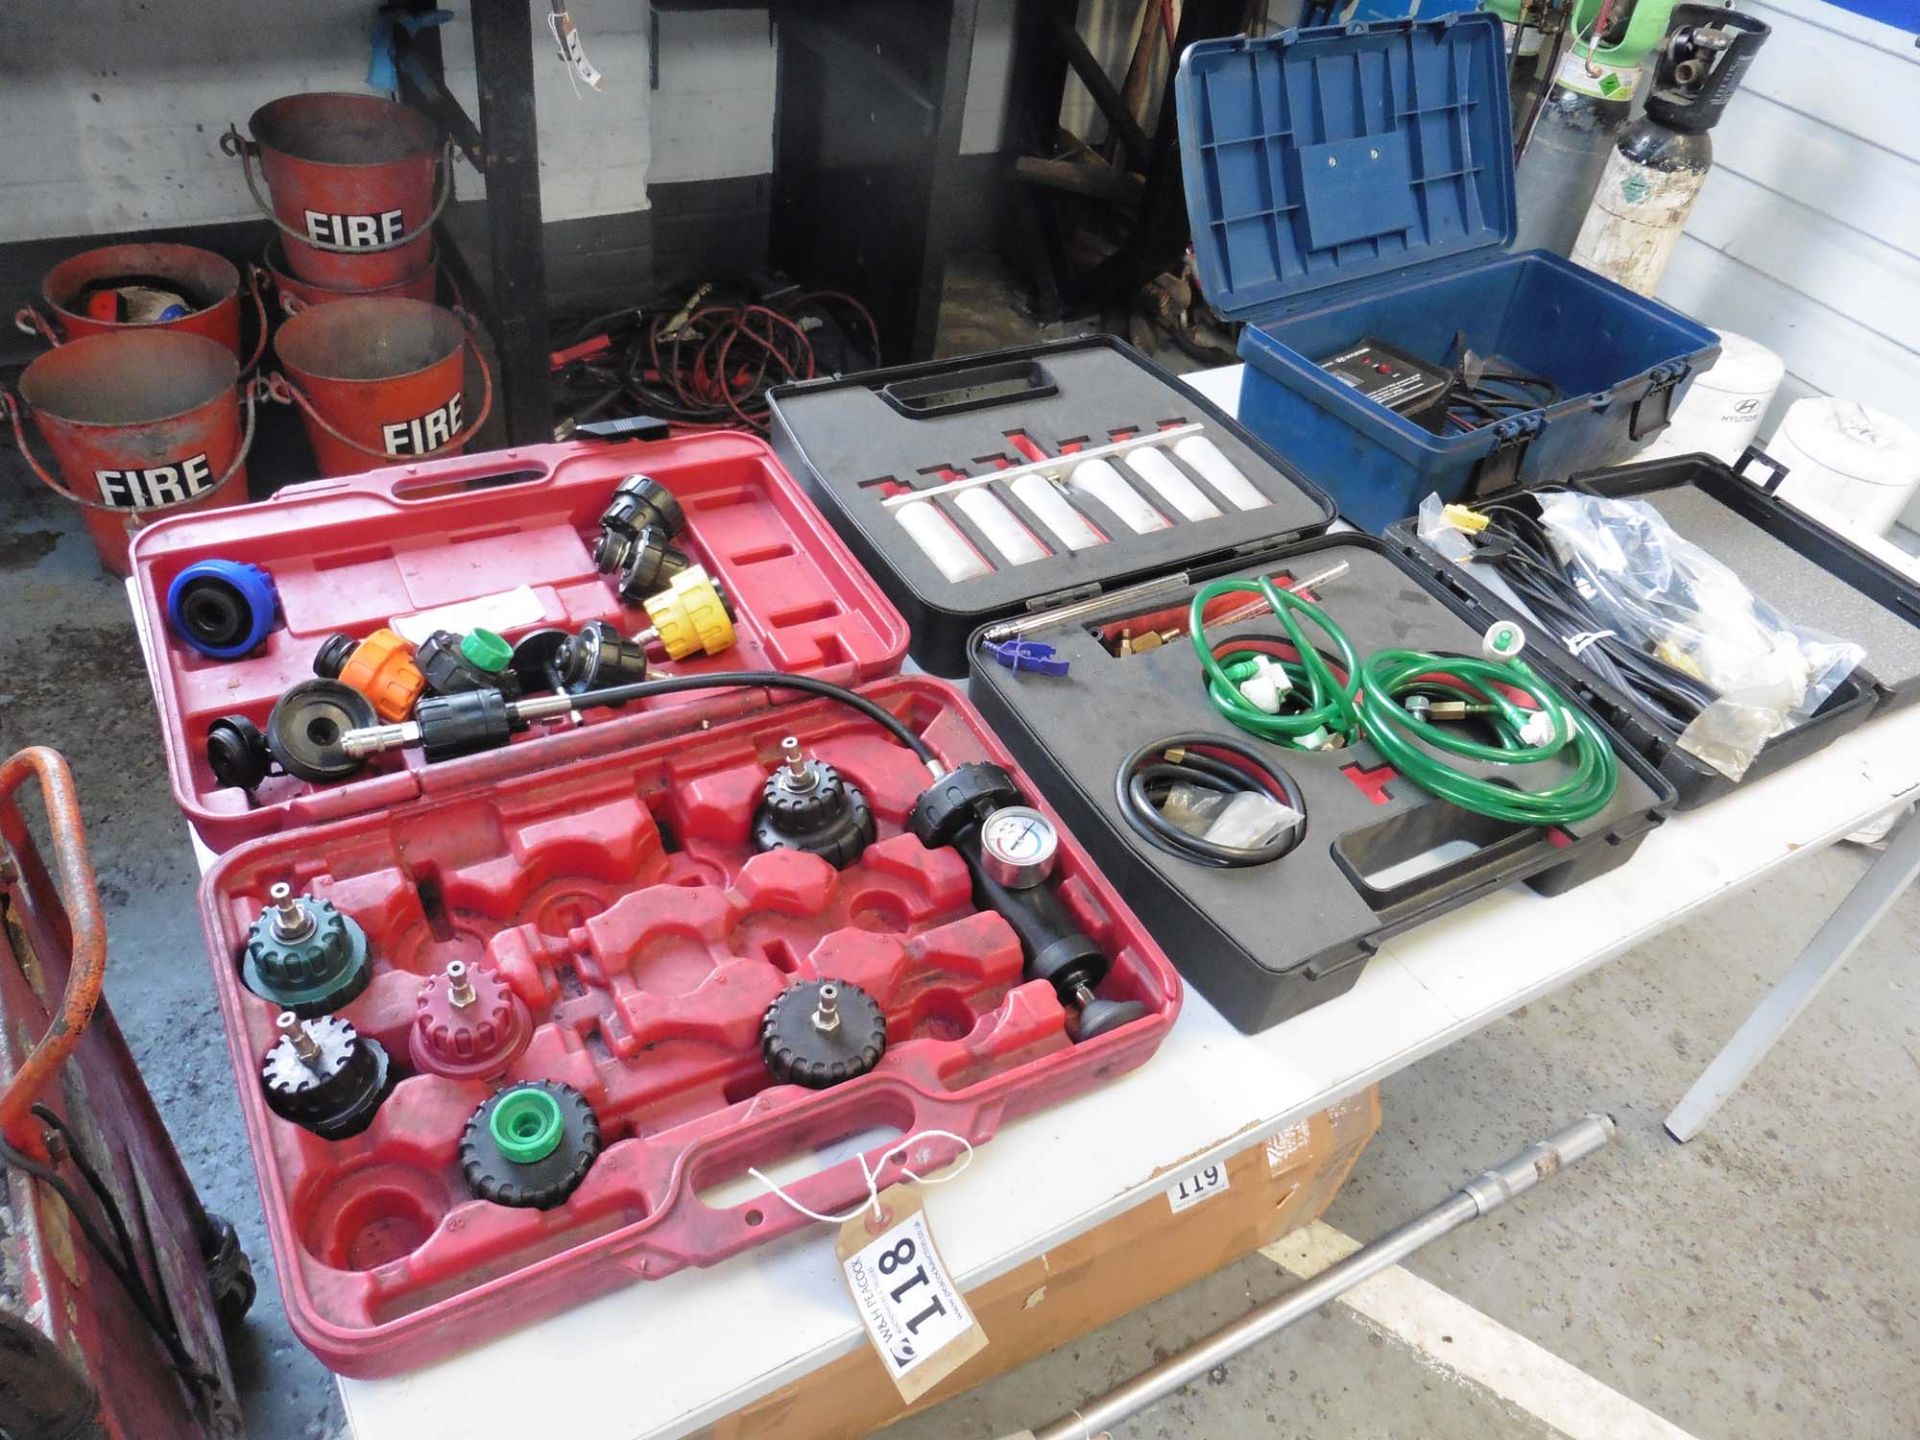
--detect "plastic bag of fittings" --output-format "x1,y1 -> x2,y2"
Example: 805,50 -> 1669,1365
1535,490 -> 1865,780
1417,493 -> 1475,563
1158,782 -> 1303,851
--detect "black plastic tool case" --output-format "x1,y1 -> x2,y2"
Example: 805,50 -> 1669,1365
767,336 -> 1337,676
1387,450 -> 1920,810
968,534 -> 1675,1033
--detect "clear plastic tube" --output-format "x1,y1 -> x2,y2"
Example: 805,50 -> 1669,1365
895,500 -> 991,581
954,488 -> 1047,565
1123,445 -> 1222,521
1011,473 -> 1105,551
1172,435 -> 1270,511
1068,458 -> 1171,534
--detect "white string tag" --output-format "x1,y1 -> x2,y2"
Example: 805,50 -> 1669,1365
1566,628 -> 1617,657
746,1127 -> 975,1225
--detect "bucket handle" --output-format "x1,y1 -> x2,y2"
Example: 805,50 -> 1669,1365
13,305 -> 61,347
239,262 -> 271,378
262,315 -> 493,463
220,126 -> 454,256
0,384 -> 257,515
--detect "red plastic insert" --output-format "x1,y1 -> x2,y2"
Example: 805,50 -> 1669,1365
129,435 -> 909,850
200,676 -> 1181,1377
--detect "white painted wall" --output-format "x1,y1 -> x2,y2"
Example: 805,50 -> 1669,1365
0,0 -> 1022,245
1652,0 -> 1920,476
0,0 -> 783,242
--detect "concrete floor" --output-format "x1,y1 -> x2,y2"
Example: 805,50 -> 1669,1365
2,261 -> 1915,1438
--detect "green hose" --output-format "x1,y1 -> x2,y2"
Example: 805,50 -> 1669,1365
1188,576 -> 1363,750
1358,648 -> 1619,825
1189,578 -> 1617,824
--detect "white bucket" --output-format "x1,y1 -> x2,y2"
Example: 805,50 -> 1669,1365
1765,397 -> 1920,536
1640,330 -> 1783,464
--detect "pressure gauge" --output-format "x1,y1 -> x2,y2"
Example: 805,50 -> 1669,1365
979,806 -> 1059,889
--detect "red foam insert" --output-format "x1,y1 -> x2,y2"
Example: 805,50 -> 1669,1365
130,435 -> 908,850
199,676 -> 1181,1377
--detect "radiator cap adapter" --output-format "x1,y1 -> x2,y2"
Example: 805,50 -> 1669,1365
761,979 -> 887,1089
751,737 -> 875,869
410,960 -> 533,1081
166,558 -> 279,660
241,883 -> 372,1016
207,715 -> 273,791
460,1081 -> 601,1209
266,680 -> 376,783
261,1012 -> 389,1140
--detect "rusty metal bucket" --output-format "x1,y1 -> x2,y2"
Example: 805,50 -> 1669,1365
15,242 -> 268,373
223,93 -> 447,290
269,296 -> 490,477
1,331 -> 253,576
262,239 -> 439,316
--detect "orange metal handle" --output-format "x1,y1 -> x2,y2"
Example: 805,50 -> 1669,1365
0,748 -> 105,1159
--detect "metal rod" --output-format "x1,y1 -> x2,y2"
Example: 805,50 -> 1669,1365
979,571 -> 1195,645
881,424 -> 1204,510
1014,1114 -> 1615,1440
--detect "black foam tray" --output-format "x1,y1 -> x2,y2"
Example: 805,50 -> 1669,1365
968,533 -> 1675,1033
1387,449 -> 1920,809
767,336 -> 1336,677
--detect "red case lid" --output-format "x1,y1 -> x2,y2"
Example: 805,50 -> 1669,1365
130,435 -> 910,851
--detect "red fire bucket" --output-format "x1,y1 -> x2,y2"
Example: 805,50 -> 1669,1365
15,242 -> 267,373
2,331 -> 254,576
263,239 -> 439,316
269,297 -> 490,478
223,93 -> 447,290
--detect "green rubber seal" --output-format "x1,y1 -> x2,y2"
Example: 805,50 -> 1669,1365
489,1086 -> 565,1164
460,627 -> 513,673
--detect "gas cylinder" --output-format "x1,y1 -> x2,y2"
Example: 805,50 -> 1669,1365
1512,0 -> 1676,257
1571,5 -> 1770,295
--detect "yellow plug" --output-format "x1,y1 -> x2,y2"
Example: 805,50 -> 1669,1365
1442,503 -> 1491,534
640,565 -> 735,659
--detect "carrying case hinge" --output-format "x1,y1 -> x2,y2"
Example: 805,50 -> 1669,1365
1628,362 -> 1686,443
1464,412 -> 1540,500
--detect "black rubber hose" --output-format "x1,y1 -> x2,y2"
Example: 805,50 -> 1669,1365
537,670 -> 936,763
1115,733 -> 1307,868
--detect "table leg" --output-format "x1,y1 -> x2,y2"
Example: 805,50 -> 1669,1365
1665,805 -> 1920,1142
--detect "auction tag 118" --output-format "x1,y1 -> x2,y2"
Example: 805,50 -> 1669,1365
838,1185 -> 986,1402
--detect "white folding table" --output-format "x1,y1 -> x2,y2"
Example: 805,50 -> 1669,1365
135,365 -> 1919,1440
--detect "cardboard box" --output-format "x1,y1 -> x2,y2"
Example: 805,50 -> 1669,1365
703,1086 -> 1382,1440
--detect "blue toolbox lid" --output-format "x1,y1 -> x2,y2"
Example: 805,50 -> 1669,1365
1176,14 -> 1516,323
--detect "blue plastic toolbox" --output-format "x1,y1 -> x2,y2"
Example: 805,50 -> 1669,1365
1175,14 -> 1720,533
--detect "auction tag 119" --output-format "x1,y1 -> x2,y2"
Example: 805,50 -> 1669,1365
838,1185 -> 986,1402
1165,1158 -> 1230,1214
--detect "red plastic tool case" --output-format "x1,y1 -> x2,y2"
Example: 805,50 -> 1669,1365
128,438 -> 1181,1377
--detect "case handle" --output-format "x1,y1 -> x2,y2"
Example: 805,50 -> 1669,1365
879,358 -> 1058,419
641,1081 -> 978,1249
